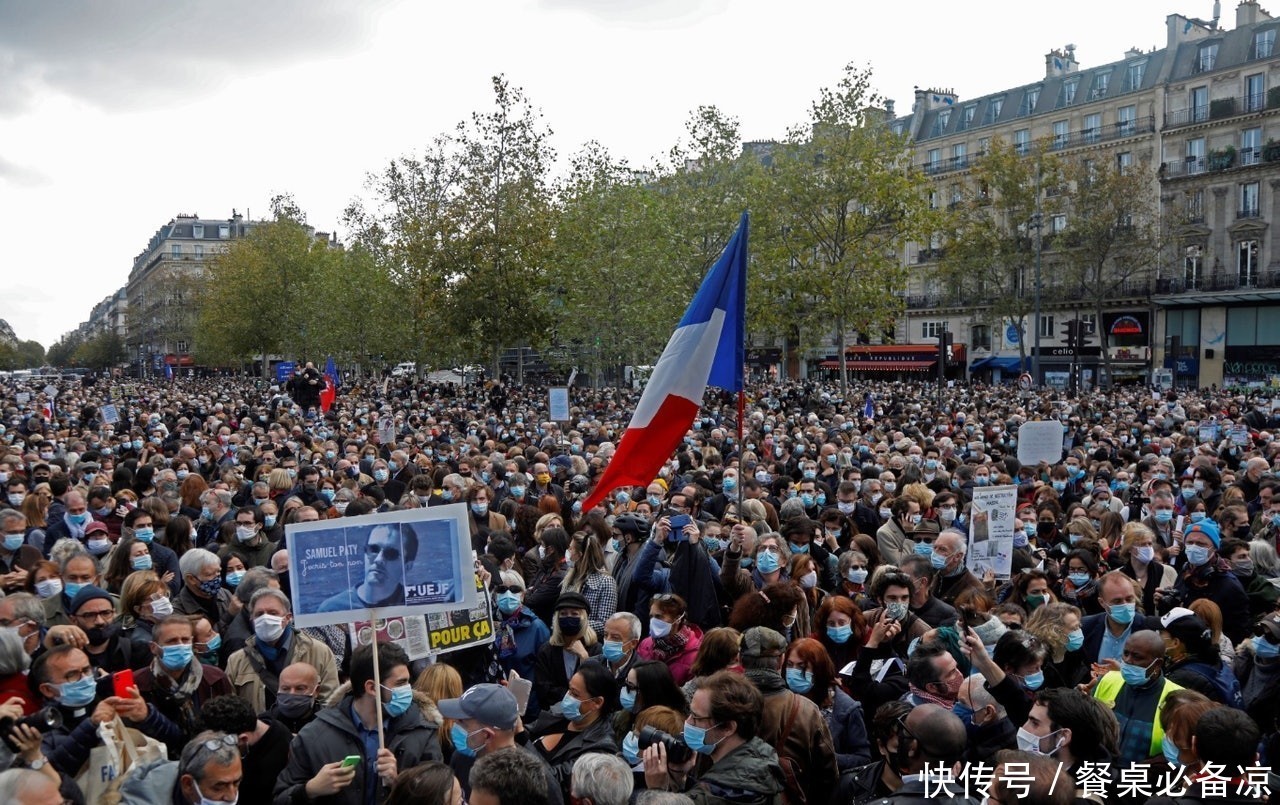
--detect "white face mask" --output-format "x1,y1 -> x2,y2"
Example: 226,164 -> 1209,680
254,614 -> 286,643
799,570 -> 818,589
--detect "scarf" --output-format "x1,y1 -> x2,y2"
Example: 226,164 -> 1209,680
907,683 -> 955,709
498,610 -> 522,660
150,657 -> 204,739
63,513 -> 86,541
649,626 -> 690,663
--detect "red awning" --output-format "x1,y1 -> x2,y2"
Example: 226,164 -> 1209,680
818,360 -> 936,371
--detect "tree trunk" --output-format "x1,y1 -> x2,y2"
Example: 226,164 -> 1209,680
1097,296 -> 1112,390
837,317 -> 849,397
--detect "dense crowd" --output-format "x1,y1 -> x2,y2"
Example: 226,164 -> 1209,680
1,372 -> 1280,804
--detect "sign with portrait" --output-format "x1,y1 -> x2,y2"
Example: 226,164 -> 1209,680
287,504 -> 476,628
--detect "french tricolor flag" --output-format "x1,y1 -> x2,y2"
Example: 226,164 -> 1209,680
582,212 -> 748,511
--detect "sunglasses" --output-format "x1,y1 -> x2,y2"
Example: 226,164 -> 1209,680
365,544 -> 401,561
493,585 -> 524,595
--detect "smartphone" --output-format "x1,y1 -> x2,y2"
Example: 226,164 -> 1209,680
669,513 -> 692,540
507,670 -> 532,714
112,669 -> 135,699
341,755 -> 361,768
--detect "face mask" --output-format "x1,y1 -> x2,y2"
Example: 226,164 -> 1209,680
846,567 -> 868,585
276,692 -> 315,720
603,640 -> 627,662
622,731 -> 642,766
1016,726 -> 1062,756
1020,670 -> 1045,690
451,722 -> 483,758
1181,488 -> 1196,500
560,692 -> 587,722
226,570 -> 246,588
510,486 -> 526,500
930,551 -> 949,571
755,549 -> 781,574
1013,532 -> 1029,548
149,596 -> 173,617
234,525 -> 258,543
789,541 -> 809,555
1025,594 -> 1047,610
263,514 -> 278,529
200,507 -> 212,521
131,554 -> 153,572
383,683 -> 413,717
1066,628 -> 1085,651
1104,602 -> 1136,626
1120,658 -> 1157,686
132,526 -> 156,544
914,541 -> 933,557
57,675 -> 97,708
938,508 -> 956,525
254,614 -> 286,644
36,579 -> 62,599
837,501 -> 855,515
885,602 -> 908,621
159,644 -> 193,671
683,721 -> 720,755
334,503 -> 348,515
1162,734 -> 1181,767
1068,572 -> 1090,587
1037,522 -> 1055,539
1234,559 -> 1255,576
6,494 -> 22,507
1253,636 -> 1280,658
537,474 -> 553,486
497,592 -> 522,615
1,534 -> 22,552
1154,509 -> 1174,524
1185,544 -> 1211,567
1023,522 -> 1036,537
799,570 -> 818,589
650,617 -> 673,639
86,538 -> 112,556
558,615 -> 582,635
1051,481 -> 1066,492
1135,545 -> 1155,564
883,482 -> 897,494
537,545 -> 547,560
785,667 -> 814,693
619,686 -> 637,712
471,503 -> 489,516
203,634 -> 222,658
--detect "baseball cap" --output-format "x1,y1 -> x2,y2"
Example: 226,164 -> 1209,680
437,683 -> 518,730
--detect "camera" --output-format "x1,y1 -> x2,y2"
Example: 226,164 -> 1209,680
1156,588 -> 1184,616
0,707 -> 62,752
638,726 -> 693,764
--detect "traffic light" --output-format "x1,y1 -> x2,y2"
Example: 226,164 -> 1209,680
937,331 -> 953,365
1061,320 -> 1079,350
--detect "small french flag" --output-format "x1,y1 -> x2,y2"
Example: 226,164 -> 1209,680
582,212 -> 748,511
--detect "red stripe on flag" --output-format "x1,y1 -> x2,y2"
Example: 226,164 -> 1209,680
581,394 -> 700,511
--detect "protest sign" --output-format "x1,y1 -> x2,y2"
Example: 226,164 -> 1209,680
100,404 -> 120,425
274,362 -> 296,384
967,484 -> 1016,580
1016,421 -> 1066,467
287,504 -> 475,628
548,387 -> 570,422
1232,425 -> 1251,447
349,576 -> 493,659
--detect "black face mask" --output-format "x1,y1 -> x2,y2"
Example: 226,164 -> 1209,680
1037,522 -> 1057,539
85,622 -> 119,646
558,615 -> 582,635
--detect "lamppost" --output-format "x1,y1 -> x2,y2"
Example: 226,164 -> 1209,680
1031,163 -> 1044,387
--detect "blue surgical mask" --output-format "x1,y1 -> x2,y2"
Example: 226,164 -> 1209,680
133,527 -> 154,544
1,534 -> 23,552
1051,481 -> 1066,492
789,542 -> 809,555
1162,733 -> 1181,767
1108,602 -> 1136,625
1120,658 -> 1156,686
63,582 -> 85,600
1154,509 -> 1174,524
683,721 -> 720,755
602,640 -> 627,663
560,692 -> 586,722
264,515 -> 277,528
1185,544 -> 1211,567
451,723 -> 482,758
846,568 -> 868,585
1013,532 -> 1029,548
320,489 -> 336,502
1068,572 -> 1090,587
952,701 -> 976,726
622,731 -> 642,766
131,554 -> 153,572
1021,670 -> 1045,690
383,683 -> 413,718
785,668 -> 814,693
930,551 -> 948,570
1066,629 -> 1085,651
619,686 -> 637,712
471,503 -> 489,517
827,624 -> 853,644
756,550 -> 780,574
497,592 -> 522,615
1252,635 -> 1280,658
159,644 -> 193,671
1191,512 -> 1207,524
57,676 -> 97,708
914,541 -> 933,557
225,570 -> 245,588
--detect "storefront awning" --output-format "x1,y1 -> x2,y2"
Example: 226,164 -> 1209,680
817,360 -> 936,371
972,356 -> 1029,372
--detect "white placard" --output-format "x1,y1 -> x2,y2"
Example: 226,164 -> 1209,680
548,387 -> 570,422
968,484 -> 1017,580
1016,420 -> 1066,467
43,385 -> 57,398
100,404 -> 120,425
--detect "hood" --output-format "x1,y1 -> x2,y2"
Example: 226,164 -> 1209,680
325,682 -> 441,724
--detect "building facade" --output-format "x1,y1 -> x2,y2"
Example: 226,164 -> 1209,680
899,2 -> 1280,389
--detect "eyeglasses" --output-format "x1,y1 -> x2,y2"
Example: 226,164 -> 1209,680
493,585 -> 524,595
366,544 -> 401,561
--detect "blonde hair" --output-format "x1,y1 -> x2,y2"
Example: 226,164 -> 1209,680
1119,522 -> 1156,559
415,663 -> 463,753
1024,602 -> 1083,663
899,482 -> 935,509
549,606 -> 598,648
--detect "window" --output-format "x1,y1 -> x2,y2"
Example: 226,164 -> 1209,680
921,321 -> 946,339
1052,120 -> 1069,149
987,97 -> 1004,123
1197,43 -> 1219,73
1083,113 -> 1101,143
1038,315 -> 1056,339
1191,86 -> 1208,122
1243,127 -> 1262,165
1021,87 -> 1040,116
1092,71 -> 1111,98
1014,129 -> 1031,155
961,105 -> 976,129
1079,313 -> 1097,334
1185,245 -> 1204,288
1050,214 -> 1068,234
927,148 -> 941,171
1118,105 -> 1137,135
218,224 -> 230,239
171,245 -> 181,258
1185,189 -> 1204,222
928,189 -> 939,209
1247,74 -> 1266,112
1126,61 -> 1146,91
1256,29 -> 1276,59
1241,182 -> 1261,218
194,244 -> 204,258
977,137 -> 990,155
176,341 -> 189,354
971,325 -> 992,350
1117,151 -> 1134,173
1239,239 -> 1260,284
952,142 -> 966,168
1186,137 -> 1206,174
1062,78 -> 1079,106
950,185 -> 963,207
192,224 -> 204,238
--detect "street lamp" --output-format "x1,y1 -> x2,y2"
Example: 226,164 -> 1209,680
1031,163 -> 1044,387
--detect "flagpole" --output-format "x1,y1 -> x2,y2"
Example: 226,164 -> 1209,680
736,210 -> 748,519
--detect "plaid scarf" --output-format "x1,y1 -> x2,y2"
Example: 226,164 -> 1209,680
649,627 -> 690,663
907,683 -> 955,709
149,657 -> 204,739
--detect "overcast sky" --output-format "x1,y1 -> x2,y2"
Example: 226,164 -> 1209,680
2,0 -> 1196,348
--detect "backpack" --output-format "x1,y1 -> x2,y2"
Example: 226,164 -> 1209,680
1182,660 -> 1245,709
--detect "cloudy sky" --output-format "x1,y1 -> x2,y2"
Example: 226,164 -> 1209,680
2,0 -> 1190,348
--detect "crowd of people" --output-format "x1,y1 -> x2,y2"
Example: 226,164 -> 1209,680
0,371 -> 1279,804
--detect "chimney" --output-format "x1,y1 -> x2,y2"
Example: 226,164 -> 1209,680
1125,46 -> 1144,58
884,98 -> 895,117
1238,1 -> 1269,26
913,86 -> 926,114
925,87 -> 958,110
1045,46 -> 1079,78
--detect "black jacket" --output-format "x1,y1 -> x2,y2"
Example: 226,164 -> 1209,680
526,713 -> 620,798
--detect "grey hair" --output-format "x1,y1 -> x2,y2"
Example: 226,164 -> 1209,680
203,489 -> 233,509
777,498 -> 806,521
4,593 -> 46,630
605,611 -> 642,641
0,627 -> 29,675
180,730 -> 238,783
498,569 -> 524,589
1250,538 -> 1280,578
235,567 -> 279,604
635,792 -> 696,805
571,752 -> 634,805
860,478 -> 881,495
53,539 -> 92,571
0,508 -> 23,530
249,587 -> 291,615
178,548 -> 221,578
0,769 -> 56,800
